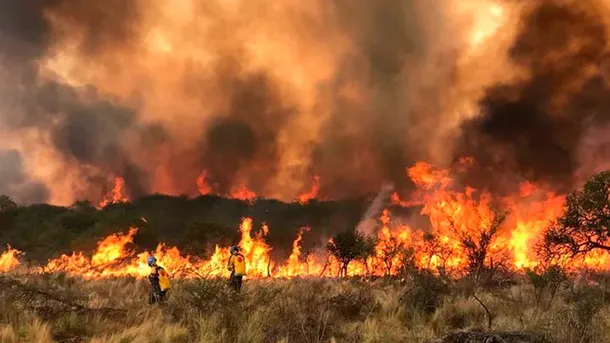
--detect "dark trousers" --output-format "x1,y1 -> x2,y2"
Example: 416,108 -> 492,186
149,286 -> 167,304
230,273 -> 243,292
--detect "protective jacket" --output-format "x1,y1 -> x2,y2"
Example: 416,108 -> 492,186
227,253 -> 246,276
149,265 -> 171,291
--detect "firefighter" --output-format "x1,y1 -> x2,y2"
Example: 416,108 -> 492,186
227,245 -> 246,292
147,256 -> 171,304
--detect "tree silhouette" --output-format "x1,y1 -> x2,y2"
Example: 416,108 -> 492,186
327,230 -> 373,277
0,195 -> 17,212
544,171 -> 610,257
447,210 -> 507,281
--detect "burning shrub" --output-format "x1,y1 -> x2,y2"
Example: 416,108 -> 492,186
327,230 -> 375,277
448,210 -> 508,283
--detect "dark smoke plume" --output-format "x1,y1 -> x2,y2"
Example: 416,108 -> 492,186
0,1 -> 147,202
8,0 -> 608,206
199,72 -> 294,195
311,0 -> 427,199
0,0 -> 438,203
454,0 -> 610,194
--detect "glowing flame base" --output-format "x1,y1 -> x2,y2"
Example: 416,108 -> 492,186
2,162 -> 610,279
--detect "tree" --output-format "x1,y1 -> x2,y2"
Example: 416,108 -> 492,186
377,235 -> 402,276
422,233 -> 454,277
327,230 -> 372,277
526,265 -> 566,310
448,210 -> 507,281
0,195 -> 17,212
543,171 -> 610,257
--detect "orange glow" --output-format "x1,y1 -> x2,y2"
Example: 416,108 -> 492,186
196,169 -> 213,196
5,160 -> 610,278
230,186 -> 256,203
196,170 -> 257,203
97,177 -> 129,209
0,245 -> 22,272
230,186 -> 257,204
390,192 -> 422,207
298,176 -> 321,204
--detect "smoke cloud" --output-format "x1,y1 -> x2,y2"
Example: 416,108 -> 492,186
454,0 -> 610,194
1,0 -> 607,206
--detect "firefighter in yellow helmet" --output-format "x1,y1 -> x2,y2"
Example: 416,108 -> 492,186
227,245 -> 246,292
147,256 -> 171,304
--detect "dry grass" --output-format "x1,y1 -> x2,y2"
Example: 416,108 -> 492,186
0,273 -> 608,343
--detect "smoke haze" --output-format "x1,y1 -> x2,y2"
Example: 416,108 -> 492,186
0,0 -> 608,206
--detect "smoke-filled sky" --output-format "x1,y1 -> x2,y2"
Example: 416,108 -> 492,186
0,0 -> 608,205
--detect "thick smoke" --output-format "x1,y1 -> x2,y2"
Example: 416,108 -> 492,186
5,0 -> 596,206
0,150 -> 47,203
310,0 -> 427,198
0,1 -> 153,202
199,72 -> 294,195
454,0 -> 610,194
0,0 -> 454,204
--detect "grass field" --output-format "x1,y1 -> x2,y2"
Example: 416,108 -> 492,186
0,271 -> 609,343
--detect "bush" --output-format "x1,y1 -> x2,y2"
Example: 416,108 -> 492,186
401,269 -> 450,316
526,265 -> 566,310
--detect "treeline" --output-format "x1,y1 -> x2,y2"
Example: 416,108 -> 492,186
0,193 -> 422,263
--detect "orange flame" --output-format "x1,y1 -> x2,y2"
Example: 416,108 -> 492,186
390,192 -> 422,207
97,177 -> 129,209
298,176 -> 321,204
197,170 -> 257,204
230,186 -> 257,204
0,245 -> 22,272
235,218 -> 272,277
276,227 -> 324,277
196,169 -> 213,195
45,228 -> 139,277
5,160 -> 610,278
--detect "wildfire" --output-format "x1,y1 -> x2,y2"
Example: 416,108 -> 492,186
230,186 -> 257,204
97,177 -> 129,209
390,192 -> 422,207
298,176 -> 321,204
196,170 -> 257,204
276,227 -> 324,277
196,170 -> 213,196
236,219 -> 272,277
0,245 -> 22,272
5,160 -> 610,279
45,228 -> 140,277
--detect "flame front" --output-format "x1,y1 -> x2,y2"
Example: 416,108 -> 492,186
230,186 -> 257,204
0,246 -> 22,272
298,176 -> 321,205
196,170 -> 257,204
5,160 -> 610,278
97,177 -> 129,209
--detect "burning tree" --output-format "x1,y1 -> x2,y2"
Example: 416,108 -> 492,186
422,233 -> 454,277
543,171 -> 610,258
447,210 -> 508,281
327,230 -> 375,277
377,234 -> 402,276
